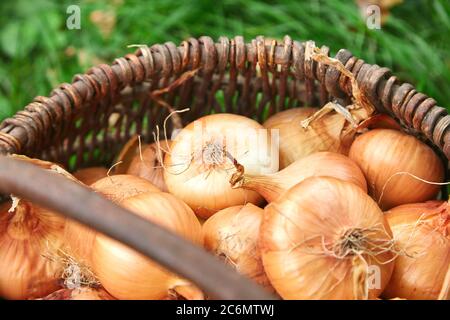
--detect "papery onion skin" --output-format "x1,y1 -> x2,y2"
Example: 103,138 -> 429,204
164,113 -> 277,219
383,201 -> 450,300
73,167 -> 108,186
261,177 -> 395,300
40,287 -> 115,300
114,135 -> 141,173
263,107 -> 351,169
63,220 -> 97,268
202,203 -> 274,292
127,141 -> 171,192
91,174 -> 160,202
349,129 -> 444,210
92,192 -> 204,300
0,202 -> 65,300
235,152 -> 367,202
64,174 -> 160,267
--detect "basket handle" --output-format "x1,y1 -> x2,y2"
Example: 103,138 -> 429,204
0,156 -> 276,300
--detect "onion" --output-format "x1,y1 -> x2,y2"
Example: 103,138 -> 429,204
114,135 -> 171,191
349,129 -> 444,210
91,174 -> 160,201
261,176 -> 395,299
127,141 -> 171,191
63,222 -> 97,268
164,113 -> 278,218
113,134 -> 141,173
0,201 -> 65,299
202,203 -> 274,292
73,167 -> 108,186
92,191 -> 204,300
40,287 -> 115,300
263,107 -> 352,168
64,174 -> 160,267
383,201 -> 450,300
231,151 -> 367,202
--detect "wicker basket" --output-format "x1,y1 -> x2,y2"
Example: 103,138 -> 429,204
0,36 -> 448,299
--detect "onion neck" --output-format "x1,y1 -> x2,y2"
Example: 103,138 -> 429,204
235,173 -> 285,203
229,158 -> 285,202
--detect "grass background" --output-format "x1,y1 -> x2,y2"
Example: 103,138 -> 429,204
0,0 -> 449,121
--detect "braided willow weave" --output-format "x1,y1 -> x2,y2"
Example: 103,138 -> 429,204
0,36 -> 449,169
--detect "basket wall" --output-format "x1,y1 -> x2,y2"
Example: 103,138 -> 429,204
0,36 -> 449,170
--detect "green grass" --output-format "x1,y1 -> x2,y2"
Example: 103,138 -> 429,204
0,0 -> 449,121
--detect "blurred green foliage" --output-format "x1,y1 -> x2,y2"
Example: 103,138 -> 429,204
0,0 -> 449,121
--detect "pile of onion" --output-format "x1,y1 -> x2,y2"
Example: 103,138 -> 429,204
202,203 -> 273,292
92,191 -> 204,300
260,176 -> 395,299
263,107 -> 353,169
3,104 -> 448,302
230,151 -> 367,202
0,200 -> 65,299
349,129 -> 444,210
164,113 -> 278,218
383,201 -> 450,300
64,174 -> 159,266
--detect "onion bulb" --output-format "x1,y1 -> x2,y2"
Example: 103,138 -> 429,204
113,134 -> 141,173
73,167 -> 108,186
114,135 -> 171,191
40,287 -> 115,300
202,203 -> 274,292
383,201 -> 450,300
63,221 -> 97,268
91,174 -> 160,202
349,129 -> 444,210
231,151 -> 367,202
164,113 -> 278,218
0,201 -> 65,299
261,176 -> 395,299
64,174 -> 159,267
263,107 -> 353,169
92,191 -> 204,300
127,141 -> 171,191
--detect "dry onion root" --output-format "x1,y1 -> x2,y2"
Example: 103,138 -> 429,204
0,201 -> 65,299
349,129 -> 445,210
261,177 -> 395,299
92,191 -> 204,300
164,113 -> 278,219
230,151 -> 367,202
63,220 -> 98,268
202,203 -> 274,292
383,201 -> 450,300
